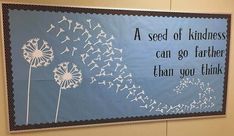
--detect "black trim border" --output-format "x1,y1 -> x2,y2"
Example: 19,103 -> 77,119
1,3 -> 231,132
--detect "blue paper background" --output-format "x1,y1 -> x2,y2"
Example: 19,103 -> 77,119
8,9 -> 227,125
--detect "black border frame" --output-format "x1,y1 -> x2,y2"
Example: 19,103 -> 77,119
1,3 -> 231,132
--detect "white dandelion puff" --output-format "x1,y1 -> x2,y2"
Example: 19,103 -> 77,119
22,38 -> 54,68
53,62 -> 82,123
22,38 -> 54,125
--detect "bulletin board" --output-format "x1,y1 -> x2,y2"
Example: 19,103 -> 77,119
1,3 -> 231,132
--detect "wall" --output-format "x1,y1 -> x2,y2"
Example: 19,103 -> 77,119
0,0 -> 233,136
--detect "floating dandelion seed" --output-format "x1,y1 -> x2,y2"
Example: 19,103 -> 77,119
53,62 -> 82,123
22,38 -> 54,125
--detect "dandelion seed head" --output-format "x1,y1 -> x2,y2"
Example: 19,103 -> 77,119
53,62 -> 82,90
22,38 -> 54,68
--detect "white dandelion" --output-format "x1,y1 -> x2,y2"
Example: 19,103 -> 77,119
53,62 -> 82,123
22,38 -> 54,125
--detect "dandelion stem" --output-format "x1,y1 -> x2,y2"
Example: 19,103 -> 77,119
55,87 -> 62,123
26,65 -> 32,125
